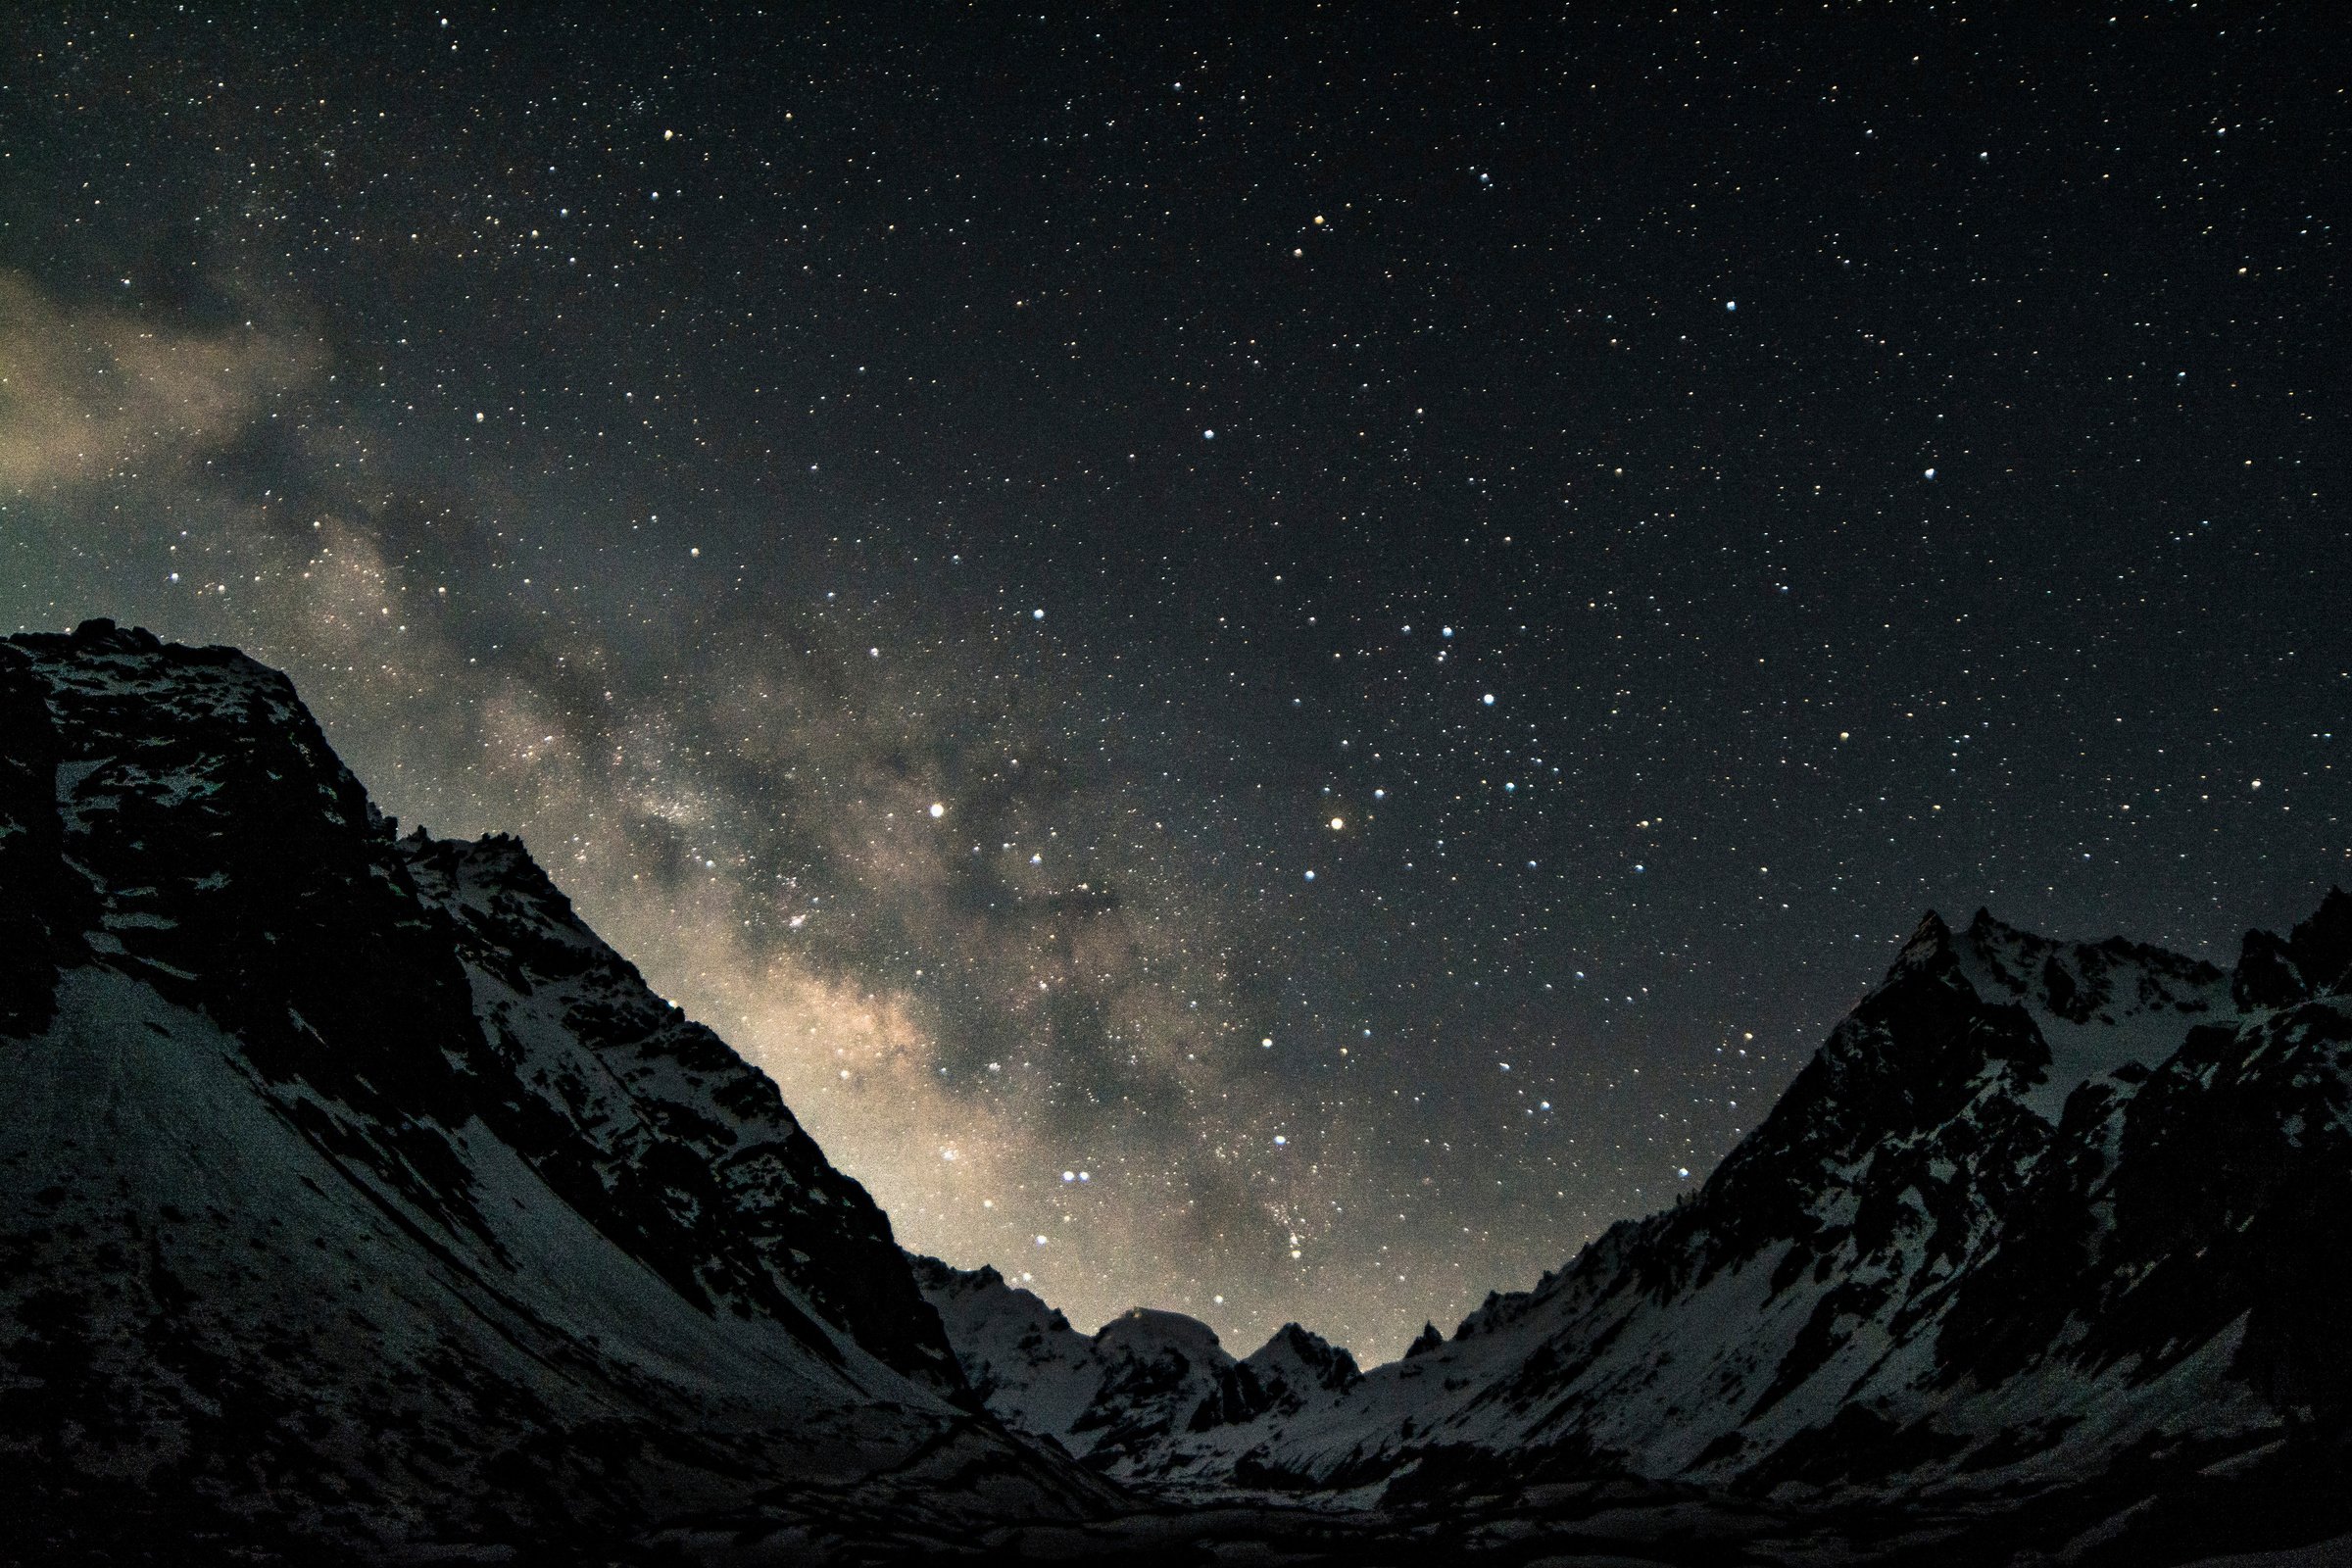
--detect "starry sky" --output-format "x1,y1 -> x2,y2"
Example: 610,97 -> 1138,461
3,4 -> 2345,1360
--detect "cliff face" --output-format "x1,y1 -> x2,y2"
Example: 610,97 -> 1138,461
0,621 -> 1102,1562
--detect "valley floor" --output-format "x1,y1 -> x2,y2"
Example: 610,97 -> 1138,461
634,1468 -> 2352,1568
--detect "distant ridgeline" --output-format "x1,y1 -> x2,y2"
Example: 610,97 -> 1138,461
5,619 -> 2350,1567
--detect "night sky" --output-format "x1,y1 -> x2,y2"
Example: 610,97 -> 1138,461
4,4 -> 2345,1359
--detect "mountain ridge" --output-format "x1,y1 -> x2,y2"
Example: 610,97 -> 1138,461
921,889 -> 2352,1557
10,619 -> 2351,1566
0,619 -> 1107,1562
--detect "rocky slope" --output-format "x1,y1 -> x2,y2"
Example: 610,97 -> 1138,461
0,621 -> 1105,1563
928,893 -> 2352,1558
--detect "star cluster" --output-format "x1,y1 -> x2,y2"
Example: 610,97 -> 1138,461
3,5 -> 2344,1357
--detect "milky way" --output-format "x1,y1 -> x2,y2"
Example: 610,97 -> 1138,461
4,7 -> 2344,1357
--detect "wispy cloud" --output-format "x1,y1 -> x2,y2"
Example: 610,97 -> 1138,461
0,271 -> 318,491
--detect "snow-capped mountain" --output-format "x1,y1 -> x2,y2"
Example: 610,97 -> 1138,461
1946,906 -> 2235,1122
0,621 -> 1105,1562
926,892 -> 2352,1553
14,618 -> 2351,1564
909,1255 -> 1358,1479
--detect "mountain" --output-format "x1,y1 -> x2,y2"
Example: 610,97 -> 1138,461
908,1255 -> 1358,1480
14,618 -> 2351,1565
0,621 -> 1105,1563
929,896 -> 2352,1560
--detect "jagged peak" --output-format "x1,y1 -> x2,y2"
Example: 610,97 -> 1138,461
7,620 -> 296,700
2234,886 -> 2352,1009
403,829 -> 593,938
409,829 -> 549,878
1403,1321 -> 1445,1358
464,828 -> 537,860
1254,1321 -> 1321,1355
1961,906 -> 2060,972
924,1254 -> 1006,1294
1965,906 -> 2042,947
1890,908 -> 1956,976
67,615 -> 162,653
2291,886 -> 2352,993
1245,1322 -> 1361,1392
11,618 -> 255,676
1941,906 -> 2227,1052
456,832 -> 571,900
907,1253 -> 1076,1335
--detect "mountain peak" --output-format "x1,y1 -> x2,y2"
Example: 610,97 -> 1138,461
2233,886 -> 2352,1009
1246,1322 -> 1362,1395
1893,908 -> 1955,972
916,896 -> 2352,1556
1967,905 -> 2032,940
1,628 -> 1097,1553
1097,1305 -> 1226,1361
1945,906 -> 2231,1121
67,614 -> 162,653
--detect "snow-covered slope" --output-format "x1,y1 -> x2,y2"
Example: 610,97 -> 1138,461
403,830 -> 963,1390
0,621 -> 1105,1562
928,895 -> 2352,1550
1950,906 -> 2235,1121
